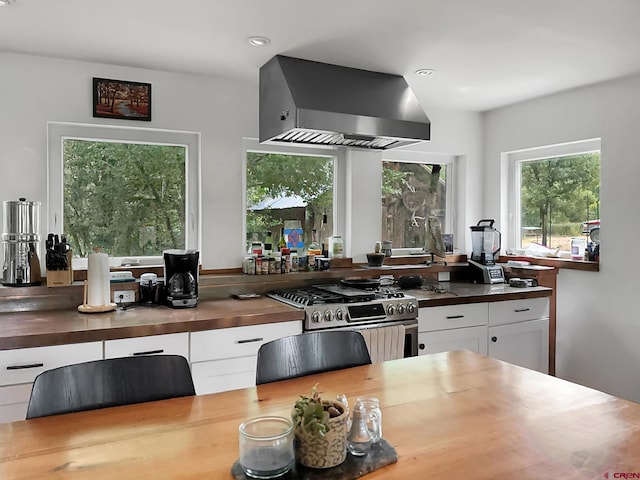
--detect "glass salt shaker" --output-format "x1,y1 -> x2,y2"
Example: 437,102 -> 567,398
347,401 -> 372,456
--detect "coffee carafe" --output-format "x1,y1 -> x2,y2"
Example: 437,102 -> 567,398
2,198 -> 42,286
163,249 -> 199,308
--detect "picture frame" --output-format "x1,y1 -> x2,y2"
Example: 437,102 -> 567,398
93,77 -> 151,121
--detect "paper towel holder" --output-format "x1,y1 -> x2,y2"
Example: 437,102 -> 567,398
78,279 -> 116,313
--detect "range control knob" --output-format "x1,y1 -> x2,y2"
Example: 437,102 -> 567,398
324,310 -> 335,322
335,309 -> 345,321
387,305 -> 395,315
311,311 -> 322,323
397,304 -> 406,314
407,303 -> 416,314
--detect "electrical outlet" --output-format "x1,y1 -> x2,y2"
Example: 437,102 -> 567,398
114,290 -> 135,304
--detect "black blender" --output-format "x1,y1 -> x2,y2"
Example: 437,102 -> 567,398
468,219 -> 505,284
163,249 -> 199,308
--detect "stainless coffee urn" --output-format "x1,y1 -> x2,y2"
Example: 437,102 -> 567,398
2,198 -> 42,286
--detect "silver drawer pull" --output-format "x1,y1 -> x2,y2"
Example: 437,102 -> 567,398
7,363 -> 44,370
236,337 -> 264,344
132,349 -> 164,356
514,308 -> 530,313
446,315 -> 465,319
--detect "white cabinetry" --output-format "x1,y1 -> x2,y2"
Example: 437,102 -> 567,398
418,304 -> 488,355
488,298 -> 549,374
418,297 -> 550,374
104,333 -> 189,359
0,342 -> 102,423
190,321 -> 302,395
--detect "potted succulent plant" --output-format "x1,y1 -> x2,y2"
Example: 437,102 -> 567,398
291,384 -> 349,469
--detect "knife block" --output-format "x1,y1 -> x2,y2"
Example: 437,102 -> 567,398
46,251 -> 73,287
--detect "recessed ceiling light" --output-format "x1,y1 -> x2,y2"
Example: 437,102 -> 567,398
0,0 -> 14,6
415,69 -> 435,77
247,36 -> 271,47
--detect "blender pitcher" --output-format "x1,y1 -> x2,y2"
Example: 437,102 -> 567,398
470,219 -> 501,265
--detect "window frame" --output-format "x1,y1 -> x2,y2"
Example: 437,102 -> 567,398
47,122 -> 201,268
381,150 -> 456,253
503,138 -> 601,254
242,138 -> 341,258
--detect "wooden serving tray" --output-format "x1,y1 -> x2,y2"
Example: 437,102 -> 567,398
231,438 -> 397,480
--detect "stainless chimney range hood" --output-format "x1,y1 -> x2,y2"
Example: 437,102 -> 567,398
259,55 -> 430,150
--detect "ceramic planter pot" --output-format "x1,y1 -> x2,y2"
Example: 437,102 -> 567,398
293,400 -> 348,469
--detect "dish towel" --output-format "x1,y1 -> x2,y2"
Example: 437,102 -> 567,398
358,325 -> 406,363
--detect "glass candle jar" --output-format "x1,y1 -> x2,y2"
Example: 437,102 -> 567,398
238,416 -> 294,479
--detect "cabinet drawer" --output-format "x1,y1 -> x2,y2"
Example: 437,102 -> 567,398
489,298 -> 549,326
418,304 -> 488,332
105,333 -> 189,359
191,356 -> 257,395
0,342 -> 103,387
190,321 -> 302,362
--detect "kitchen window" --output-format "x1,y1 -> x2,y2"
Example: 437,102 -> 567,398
504,138 -> 601,254
381,152 -> 455,252
244,140 -> 337,254
47,122 -> 200,268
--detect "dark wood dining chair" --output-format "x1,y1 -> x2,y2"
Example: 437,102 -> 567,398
255,330 -> 372,385
26,354 -> 196,419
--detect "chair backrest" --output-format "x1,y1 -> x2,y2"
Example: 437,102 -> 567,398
256,330 -> 372,385
26,354 -> 195,419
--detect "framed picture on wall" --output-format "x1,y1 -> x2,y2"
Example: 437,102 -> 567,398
93,77 -> 152,121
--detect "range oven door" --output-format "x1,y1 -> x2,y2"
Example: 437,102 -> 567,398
307,319 -> 418,359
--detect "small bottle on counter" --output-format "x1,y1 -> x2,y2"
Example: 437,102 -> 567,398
291,250 -> 299,272
307,229 -> 321,256
269,256 -> 278,274
278,227 -> 287,251
264,231 -> 274,257
281,247 -> 290,273
332,235 -> 344,258
255,256 -> 263,275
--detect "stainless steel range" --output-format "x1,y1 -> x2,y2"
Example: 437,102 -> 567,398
268,284 -> 419,357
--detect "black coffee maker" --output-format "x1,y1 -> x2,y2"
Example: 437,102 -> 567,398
163,249 -> 199,308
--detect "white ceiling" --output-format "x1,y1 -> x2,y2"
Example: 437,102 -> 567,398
2,0 -> 640,112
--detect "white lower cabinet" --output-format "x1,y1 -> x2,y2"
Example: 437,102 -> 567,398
418,303 -> 489,356
190,321 -> 302,395
419,297 -> 550,374
488,298 -> 550,374
488,318 -> 549,373
0,342 -> 102,423
104,333 -> 189,359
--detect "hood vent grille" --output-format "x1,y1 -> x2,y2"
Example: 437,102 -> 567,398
259,56 -> 430,150
272,129 -> 401,149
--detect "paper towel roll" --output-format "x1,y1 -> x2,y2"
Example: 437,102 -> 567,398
87,253 -> 110,306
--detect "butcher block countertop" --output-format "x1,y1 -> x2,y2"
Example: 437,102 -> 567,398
0,297 -> 304,351
406,282 -> 552,307
0,283 -> 551,351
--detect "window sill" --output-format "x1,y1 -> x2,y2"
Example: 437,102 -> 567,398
499,255 -> 599,272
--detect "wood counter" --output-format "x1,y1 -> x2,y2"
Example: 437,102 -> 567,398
0,297 -> 304,350
0,283 -> 552,351
1,351 -> 638,479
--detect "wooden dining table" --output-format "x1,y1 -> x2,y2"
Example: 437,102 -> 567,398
1,350 -> 639,479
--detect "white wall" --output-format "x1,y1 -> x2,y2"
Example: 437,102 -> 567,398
0,51 -> 255,270
0,51 -> 482,270
484,73 -> 640,402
